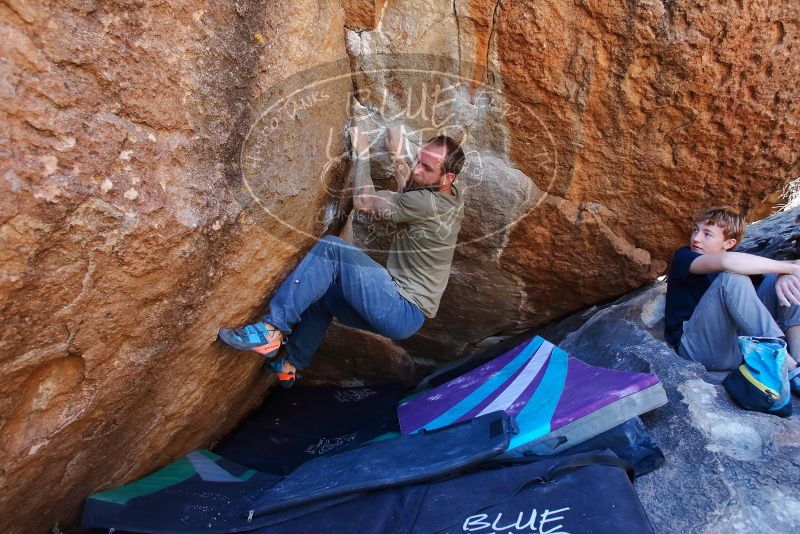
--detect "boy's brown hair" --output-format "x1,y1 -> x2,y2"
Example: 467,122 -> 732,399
693,206 -> 747,248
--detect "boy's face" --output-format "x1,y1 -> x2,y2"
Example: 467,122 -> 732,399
690,220 -> 737,254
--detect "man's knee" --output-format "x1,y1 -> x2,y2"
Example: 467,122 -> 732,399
321,235 -> 345,244
385,324 -> 421,341
319,235 -> 354,254
320,234 -> 376,269
313,235 -> 351,257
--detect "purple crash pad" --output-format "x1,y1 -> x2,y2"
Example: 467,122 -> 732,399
398,336 -> 667,455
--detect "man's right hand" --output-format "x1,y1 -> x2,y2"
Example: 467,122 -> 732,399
385,126 -> 412,192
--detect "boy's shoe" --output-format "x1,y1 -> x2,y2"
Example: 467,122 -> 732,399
218,321 -> 283,358
266,356 -> 296,389
789,367 -> 800,397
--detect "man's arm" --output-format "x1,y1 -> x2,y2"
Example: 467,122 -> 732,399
690,252 -> 800,306
386,127 -> 411,192
350,127 -> 395,218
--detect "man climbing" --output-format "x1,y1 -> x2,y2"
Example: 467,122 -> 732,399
218,127 -> 466,387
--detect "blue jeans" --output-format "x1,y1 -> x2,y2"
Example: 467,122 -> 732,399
678,273 -> 800,370
263,236 -> 425,369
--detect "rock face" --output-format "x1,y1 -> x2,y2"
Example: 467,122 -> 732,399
1,1 -> 799,532
736,205 -> 800,259
538,207 -> 800,533
1,1 -> 352,531
311,0 -> 800,382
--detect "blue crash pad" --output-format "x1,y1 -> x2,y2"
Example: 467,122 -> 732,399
82,411 -> 513,533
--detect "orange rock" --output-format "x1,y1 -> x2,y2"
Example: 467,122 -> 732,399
2,0 -> 799,531
0,0 -> 350,531
333,0 -> 800,378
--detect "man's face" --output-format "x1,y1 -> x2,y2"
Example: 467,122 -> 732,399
690,220 -> 736,254
410,143 -> 449,189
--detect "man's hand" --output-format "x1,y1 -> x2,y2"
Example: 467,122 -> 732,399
385,127 -> 406,158
385,126 -> 411,192
775,273 -> 800,307
349,126 -> 371,159
348,125 -> 394,218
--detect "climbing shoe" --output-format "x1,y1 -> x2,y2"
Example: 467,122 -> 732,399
266,356 -> 296,389
789,367 -> 800,397
218,321 -> 283,358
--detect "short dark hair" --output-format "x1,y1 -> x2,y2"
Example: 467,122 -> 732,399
425,135 -> 465,176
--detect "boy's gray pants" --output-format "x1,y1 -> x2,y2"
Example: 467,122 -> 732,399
678,273 -> 800,371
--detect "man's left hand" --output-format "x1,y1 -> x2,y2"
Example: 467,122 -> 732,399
348,127 -> 371,159
775,274 -> 800,307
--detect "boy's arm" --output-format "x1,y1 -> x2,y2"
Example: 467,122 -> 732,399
350,127 -> 394,218
386,127 -> 412,193
689,252 -> 800,276
690,252 -> 800,306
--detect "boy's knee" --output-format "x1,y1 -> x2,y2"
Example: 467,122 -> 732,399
718,271 -> 752,288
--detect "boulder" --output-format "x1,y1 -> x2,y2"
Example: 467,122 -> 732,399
2,0 -> 800,531
553,283 -> 800,533
737,206 -> 800,259
0,1 -> 352,531
312,0 -> 800,377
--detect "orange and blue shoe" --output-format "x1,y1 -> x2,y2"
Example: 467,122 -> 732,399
266,356 -> 296,389
218,321 -> 283,358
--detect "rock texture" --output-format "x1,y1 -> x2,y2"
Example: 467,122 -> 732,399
1,1 -> 351,532
2,1 -> 800,532
311,0 -> 800,381
737,205 -> 800,259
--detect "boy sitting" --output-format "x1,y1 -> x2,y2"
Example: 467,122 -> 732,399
664,206 -> 800,392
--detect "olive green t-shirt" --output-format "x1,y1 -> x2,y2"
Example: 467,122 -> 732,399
387,185 -> 465,318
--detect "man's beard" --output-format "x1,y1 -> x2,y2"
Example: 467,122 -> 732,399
407,174 -> 442,191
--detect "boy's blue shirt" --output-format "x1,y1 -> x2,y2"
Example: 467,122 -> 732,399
664,246 -> 718,348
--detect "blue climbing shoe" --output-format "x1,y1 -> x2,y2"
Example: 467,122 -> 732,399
266,356 -> 296,389
218,321 -> 283,358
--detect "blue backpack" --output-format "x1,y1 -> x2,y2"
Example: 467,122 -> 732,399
723,336 -> 792,417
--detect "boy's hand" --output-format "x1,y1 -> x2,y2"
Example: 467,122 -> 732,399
775,274 -> 800,307
348,127 -> 371,159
